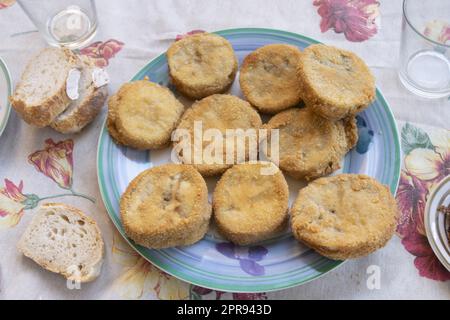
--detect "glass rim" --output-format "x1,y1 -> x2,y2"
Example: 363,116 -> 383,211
403,0 -> 450,49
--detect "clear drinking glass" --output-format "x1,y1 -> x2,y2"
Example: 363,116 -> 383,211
17,0 -> 98,49
398,0 -> 450,99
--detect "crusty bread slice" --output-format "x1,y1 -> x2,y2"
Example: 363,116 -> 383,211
51,57 -> 108,134
17,203 -> 104,283
10,48 -> 79,127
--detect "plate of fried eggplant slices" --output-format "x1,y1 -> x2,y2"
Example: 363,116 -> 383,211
97,28 -> 401,292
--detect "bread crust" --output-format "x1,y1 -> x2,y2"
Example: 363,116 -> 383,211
10,48 -> 79,127
51,85 -> 108,134
297,44 -> 375,121
213,162 -> 289,245
107,80 -> 185,149
290,174 -> 399,260
174,94 -> 262,176
167,33 -> 238,99
51,57 -> 108,134
263,107 -> 358,180
17,203 -> 104,283
239,44 -> 303,114
120,164 -> 211,249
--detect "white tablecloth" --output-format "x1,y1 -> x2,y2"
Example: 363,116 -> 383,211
0,0 -> 449,300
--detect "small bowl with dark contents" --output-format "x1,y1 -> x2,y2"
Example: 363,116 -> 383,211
425,175 -> 450,271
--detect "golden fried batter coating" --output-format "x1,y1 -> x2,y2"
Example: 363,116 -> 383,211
167,33 -> 238,99
291,174 -> 398,260
106,93 -> 128,146
213,162 -> 289,245
174,94 -> 262,176
298,44 -> 375,120
240,44 -> 303,114
263,107 -> 358,180
107,80 -> 185,150
120,164 -> 211,249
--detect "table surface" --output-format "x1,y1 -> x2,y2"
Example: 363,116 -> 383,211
0,0 -> 449,300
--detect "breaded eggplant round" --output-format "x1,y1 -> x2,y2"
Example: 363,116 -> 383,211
240,44 -> 303,114
174,94 -> 262,176
263,107 -> 358,180
213,162 -> 289,245
107,80 -> 185,150
298,44 -> 375,120
167,33 -> 238,99
120,164 -> 211,249
291,174 -> 398,260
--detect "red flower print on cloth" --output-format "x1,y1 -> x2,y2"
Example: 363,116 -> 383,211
190,286 -> 267,300
175,30 -> 206,41
1,179 -> 26,206
424,20 -> 450,45
0,179 -> 26,228
190,286 -> 225,300
28,139 -> 74,190
232,292 -> 268,300
0,0 -> 15,9
0,173 -> 95,230
79,39 -> 124,67
396,123 -> 450,281
396,174 -> 428,237
0,139 -> 96,230
27,138 -> 94,203
402,222 -> 450,281
313,0 -> 380,42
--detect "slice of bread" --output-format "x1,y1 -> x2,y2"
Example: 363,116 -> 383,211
17,203 -> 104,283
10,48 -> 80,127
51,57 -> 108,134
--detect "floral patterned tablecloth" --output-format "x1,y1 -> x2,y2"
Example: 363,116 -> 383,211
0,0 -> 449,300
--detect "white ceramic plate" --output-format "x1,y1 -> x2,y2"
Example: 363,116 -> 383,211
0,56 -> 12,138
